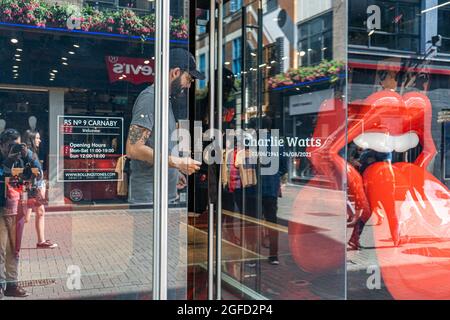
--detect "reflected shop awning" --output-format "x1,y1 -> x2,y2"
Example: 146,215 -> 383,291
0,24 -> 188,92
349,55 -> 450,76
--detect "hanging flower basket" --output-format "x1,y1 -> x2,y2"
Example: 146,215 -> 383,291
0,0 -> 188,40
268,60 -> 345,89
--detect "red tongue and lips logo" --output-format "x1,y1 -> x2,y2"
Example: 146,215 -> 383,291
288,91 -> 450,299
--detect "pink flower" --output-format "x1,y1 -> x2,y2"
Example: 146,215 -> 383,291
107,17 -> 114,24
107,26 -> 113,32
3,9 -> 12,15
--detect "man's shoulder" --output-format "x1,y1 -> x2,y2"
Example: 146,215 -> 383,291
137,85 -> 155,98
133,86 -> 155,113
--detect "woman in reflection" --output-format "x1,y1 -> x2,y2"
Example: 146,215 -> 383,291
22,130 -> 57,249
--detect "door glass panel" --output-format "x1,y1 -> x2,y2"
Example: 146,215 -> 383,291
165,0 -> 191,300
0,0 -> 163,299
187,0 -> 211,300
347,0 -> 450,300
219,0 -> 348,300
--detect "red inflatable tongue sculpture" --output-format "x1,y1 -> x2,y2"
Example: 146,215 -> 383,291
289,90 -> 450,299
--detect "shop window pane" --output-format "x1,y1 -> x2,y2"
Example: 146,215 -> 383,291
0,0 -> 190,301
348,0 -> 450,300
438,9 -> 450,38
441,38 -> 450,54
349,0 -> 367,29
444,121 -> 450,180
310,19 -> 323,36
323,31 -> 333,61
371,33 -> 396,49
297,12 -> 333,66
398,5 -> 420,35
381,2 -> 397,33
349,31 -> 369,46
349,0 -> 421,50
299,39 -> 308,65
218,0 -> 347,301
298,24 -> 309,40
309,34 -> 323,65
397,35 -> 418,51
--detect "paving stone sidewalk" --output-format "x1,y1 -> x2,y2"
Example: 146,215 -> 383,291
5,209 -> 187,300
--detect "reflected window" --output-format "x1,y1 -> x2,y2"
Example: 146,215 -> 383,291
196,8 -> 209,35
230,0 -> 243,13
85,0 -> 154,12
297,12 -> 333,66
349,0 -> 420,52
444,120 -> 450,180
198,54 -> 206,89
265,0 -> 278,13
438,1 -> 450,53
232,37 -> 242,78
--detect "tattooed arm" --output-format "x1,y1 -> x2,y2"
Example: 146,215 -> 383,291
126,125 -> 154,165
126,124 -> 201,175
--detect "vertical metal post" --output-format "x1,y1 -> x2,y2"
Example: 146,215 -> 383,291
241,6 -> 247,129
216,0 -> 224,300
153,0 -> 162,300
208,0 -> 217,301
153,0 -> 170,300
255,0 -> 263,293
240,5 -> 247,294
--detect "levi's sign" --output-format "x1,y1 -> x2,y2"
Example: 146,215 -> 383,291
105,56 -> 154,85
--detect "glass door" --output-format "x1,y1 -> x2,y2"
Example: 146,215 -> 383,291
219,0 -> 348,300
189,0 -> 348,300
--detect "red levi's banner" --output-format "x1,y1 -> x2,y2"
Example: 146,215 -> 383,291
105,56 -> 154,85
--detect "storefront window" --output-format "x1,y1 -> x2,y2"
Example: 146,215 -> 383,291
297,12 -> 333,66
349,0 -> 421,52
203,0 -> 348,300
0,0 -> 191,300
232,37 -> 242,77
348,0 -> 450,300
438,0 -> 450,53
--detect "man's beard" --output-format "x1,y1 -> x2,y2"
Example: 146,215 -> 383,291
170,76 -> 186,99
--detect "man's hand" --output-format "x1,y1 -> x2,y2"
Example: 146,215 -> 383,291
177,174 -> 187,190
170,156 -> 201,175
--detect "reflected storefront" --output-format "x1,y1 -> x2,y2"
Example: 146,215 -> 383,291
0,0 -> 449,301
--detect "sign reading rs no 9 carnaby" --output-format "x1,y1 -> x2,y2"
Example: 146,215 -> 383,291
57,115 -> 124,182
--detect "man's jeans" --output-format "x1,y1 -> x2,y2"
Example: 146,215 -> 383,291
0,215 -> 19,289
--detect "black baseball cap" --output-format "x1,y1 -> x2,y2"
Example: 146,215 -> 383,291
169,48 -> 206,80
